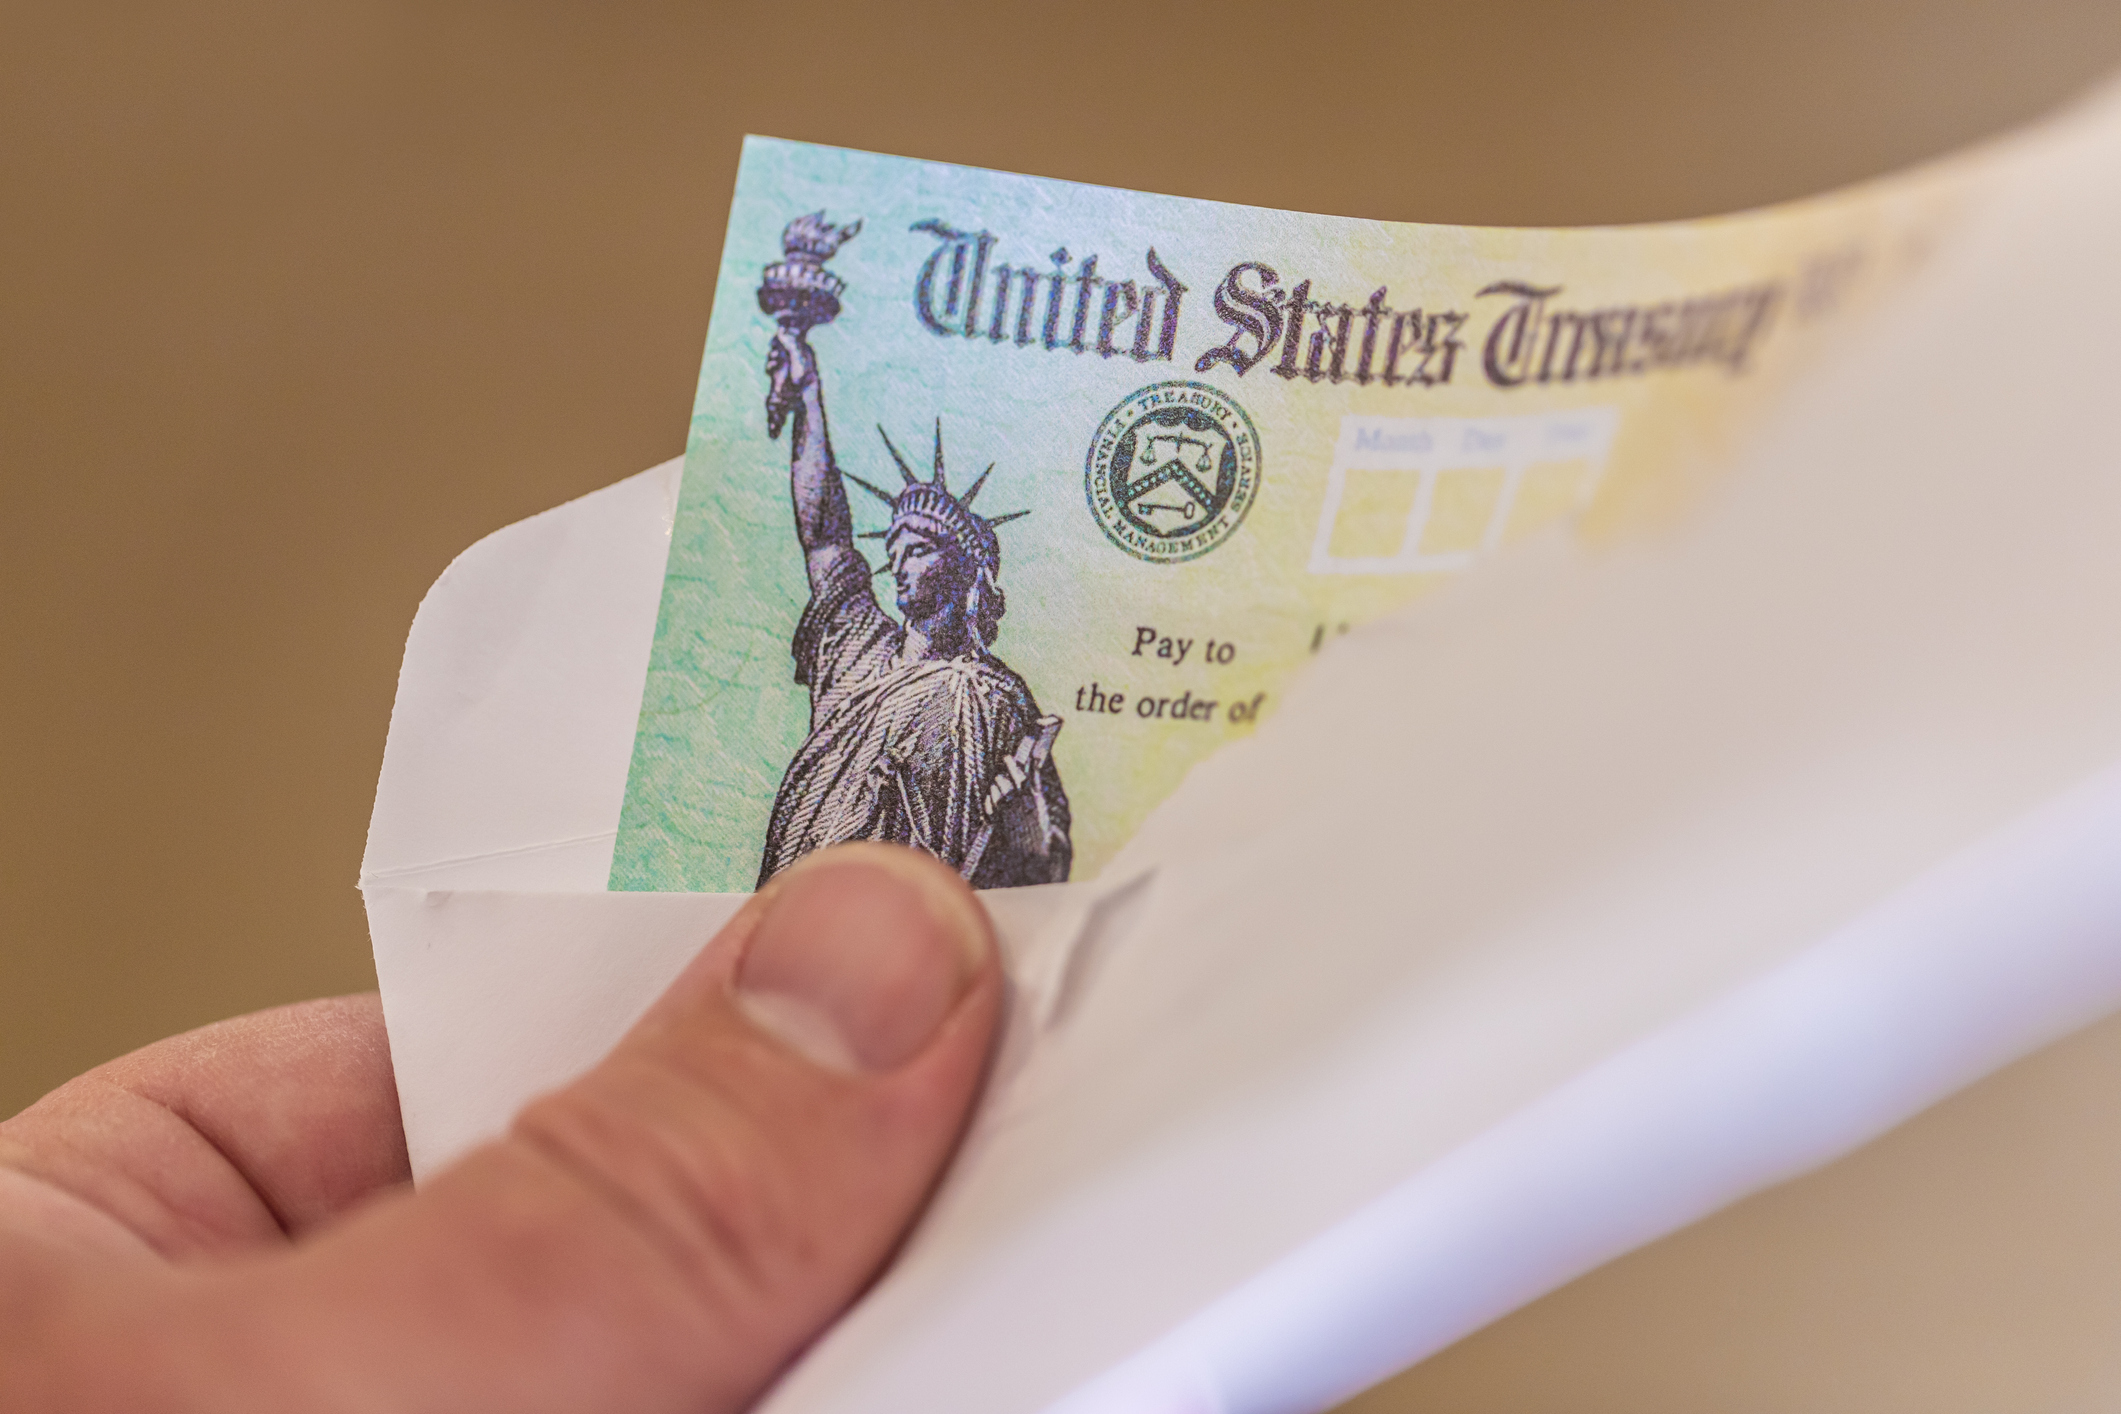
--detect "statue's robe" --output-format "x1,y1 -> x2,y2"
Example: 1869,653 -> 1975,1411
758,561 -> 1071,888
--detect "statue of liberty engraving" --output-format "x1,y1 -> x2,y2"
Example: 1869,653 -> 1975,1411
754,213 -> 1072,888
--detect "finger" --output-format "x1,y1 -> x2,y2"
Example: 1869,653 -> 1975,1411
0,996 -> 407,1260
131,844 -> 1000,1413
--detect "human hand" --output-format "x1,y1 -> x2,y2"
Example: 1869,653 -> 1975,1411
0,843 -> 1000,1413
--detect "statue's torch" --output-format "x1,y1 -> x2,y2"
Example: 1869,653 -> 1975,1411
758,211 -> 861,438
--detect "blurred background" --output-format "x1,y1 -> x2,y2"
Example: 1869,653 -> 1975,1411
6,3 -> 2121,1409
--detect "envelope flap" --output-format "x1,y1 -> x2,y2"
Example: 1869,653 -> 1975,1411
361,459 -> 680,891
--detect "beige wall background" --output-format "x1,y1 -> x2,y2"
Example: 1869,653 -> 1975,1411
7,3 -> 2121,1409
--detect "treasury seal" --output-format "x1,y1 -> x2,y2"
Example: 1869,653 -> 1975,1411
1084,381 -> 1262,564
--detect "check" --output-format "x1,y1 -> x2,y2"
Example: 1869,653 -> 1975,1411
611,136 -> 1972,891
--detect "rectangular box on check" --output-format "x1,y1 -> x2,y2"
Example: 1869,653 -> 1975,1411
1309,409 -> 1621,575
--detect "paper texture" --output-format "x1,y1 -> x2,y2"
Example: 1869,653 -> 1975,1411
611,133 -> 1976,893
366,83 -> 2121,1414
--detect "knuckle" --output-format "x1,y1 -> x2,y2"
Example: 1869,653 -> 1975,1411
510,1061 -> 815,1322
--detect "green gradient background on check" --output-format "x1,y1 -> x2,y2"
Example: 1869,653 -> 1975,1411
611,136 -> 1968,891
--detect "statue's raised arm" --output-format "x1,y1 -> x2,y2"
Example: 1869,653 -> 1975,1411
758,212 -> 865,600
765,328 -> 863,598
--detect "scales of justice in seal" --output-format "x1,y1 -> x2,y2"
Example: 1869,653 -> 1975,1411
751,213 -> 1073,888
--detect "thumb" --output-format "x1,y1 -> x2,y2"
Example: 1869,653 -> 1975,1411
184,844 -> 997,1413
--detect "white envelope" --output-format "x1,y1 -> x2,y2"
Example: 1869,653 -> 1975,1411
365,88 -> 2121,1414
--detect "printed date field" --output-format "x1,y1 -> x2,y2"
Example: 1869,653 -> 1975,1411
1308,408 -> 1620,574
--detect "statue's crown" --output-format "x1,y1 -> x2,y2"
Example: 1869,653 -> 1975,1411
845,420 -> 1029,577
892,481 -> 1002,576
781,212 -> 862,264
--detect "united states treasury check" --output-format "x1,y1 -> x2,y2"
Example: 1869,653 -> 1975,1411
611,136 -> 1979,891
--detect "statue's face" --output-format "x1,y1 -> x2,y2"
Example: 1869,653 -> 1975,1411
887,527 -> 971,623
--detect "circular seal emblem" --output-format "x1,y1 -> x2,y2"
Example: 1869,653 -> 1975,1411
1084,381 -> 1262,564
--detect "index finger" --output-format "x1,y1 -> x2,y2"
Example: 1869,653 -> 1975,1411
0,996 -> 408,1258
